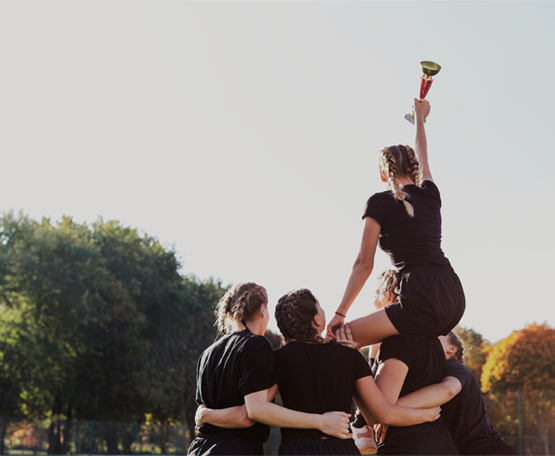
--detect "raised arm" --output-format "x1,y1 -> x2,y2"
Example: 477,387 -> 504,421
244,390 -> 351,439
327,217 -> 380,337
413,99 -> 433,183
395,376 -> 462,409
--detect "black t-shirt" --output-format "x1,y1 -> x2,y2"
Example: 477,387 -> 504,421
196,330 -> 275,441
363,181 -> 449,270
274,341 -> 373,439
441,362 -> 502,454
374,336 -> 450,448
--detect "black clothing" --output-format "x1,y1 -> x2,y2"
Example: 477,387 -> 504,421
442,362 -> 521,455
188,330 -> 275,455
274,341 -> 372,442
385,264 -> 465,339
374,336 -> 457,455
363,181 -> 465,338
188,431 -> 263,456
363,181 -> 448,270
464,438 -> 521,455
279,437 -> 360,455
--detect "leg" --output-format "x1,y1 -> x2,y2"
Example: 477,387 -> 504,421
348,309 -> 399,347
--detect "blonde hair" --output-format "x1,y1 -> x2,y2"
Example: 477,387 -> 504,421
216,282 -> 267,334
379,145 -> 421,217
375,269 -> 400,309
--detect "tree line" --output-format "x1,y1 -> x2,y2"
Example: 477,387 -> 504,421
0,212 -> 227,453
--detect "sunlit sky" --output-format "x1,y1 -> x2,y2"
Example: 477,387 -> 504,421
1,1 -> 554,343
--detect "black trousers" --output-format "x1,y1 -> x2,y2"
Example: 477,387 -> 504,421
279,437 -> 360,455
188,432 -> 264,456
463,438 -> 521,455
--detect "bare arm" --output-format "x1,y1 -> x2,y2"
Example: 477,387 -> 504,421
196,385 -> 278,429
395,376 -> 462,409
327,217 -> 380,337
196,404 -> 254,429
413,99 -> 433,183
244,390 -> 351,439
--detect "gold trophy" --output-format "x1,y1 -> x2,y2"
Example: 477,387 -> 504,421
405,61 -> 441,124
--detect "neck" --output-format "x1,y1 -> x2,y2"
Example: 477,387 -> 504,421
243,318 -> 266,336
398,175 -> 414,186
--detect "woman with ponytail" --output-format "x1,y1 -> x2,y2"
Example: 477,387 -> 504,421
188,282 -> 351,456
327,99 -> 465,347
384,331 -> 521,455
197,287 -> 440,455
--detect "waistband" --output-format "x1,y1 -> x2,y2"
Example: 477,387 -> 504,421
281,437 -> 356,446
400,263 -> 454,274
197,430 -> 245,440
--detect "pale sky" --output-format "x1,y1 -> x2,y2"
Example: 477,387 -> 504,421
1,1 -> 553,343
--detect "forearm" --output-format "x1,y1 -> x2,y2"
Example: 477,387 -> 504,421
379,403 -> 432,427
414,115 -> 432,181
353,391 -> 378,426
247,398 -> 323,430
337,258 -> 374,315
396,379 -> 460,409
198,405 -> 254,429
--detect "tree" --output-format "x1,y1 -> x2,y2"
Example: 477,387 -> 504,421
454,326 -> 491,382
482,323 -> 555,455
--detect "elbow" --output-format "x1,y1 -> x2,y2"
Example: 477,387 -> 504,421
375,407 -> 395,426
238,415 -> 256,428
443,383 -> 459,401
246,403 -> 263,423
354,257 -> 374,273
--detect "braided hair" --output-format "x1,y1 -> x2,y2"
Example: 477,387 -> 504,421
275,289 -> 327,344
375,269 -> 400,310
447,331 -> 464,363
216,282 -> 267,335
379,145 -> 422,217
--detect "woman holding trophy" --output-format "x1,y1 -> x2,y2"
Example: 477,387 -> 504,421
327,71 -> 466,346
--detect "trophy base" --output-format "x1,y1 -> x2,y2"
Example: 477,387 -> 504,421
405,113 -> 415,124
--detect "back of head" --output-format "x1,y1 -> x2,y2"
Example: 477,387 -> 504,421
375,269 -> 400,309
275,289 -> 323,344
448,331 -> 464,363
378,145 -> 422,217
216,282 -> 267,335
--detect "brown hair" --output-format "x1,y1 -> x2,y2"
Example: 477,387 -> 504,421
448,331 -> 464,363
216,282 -> 267,334
375,269 -> 400,309
379,145 -> 421,217
275,289 -> 326,344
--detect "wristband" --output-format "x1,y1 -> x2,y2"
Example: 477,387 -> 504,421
335,311 -> 347,318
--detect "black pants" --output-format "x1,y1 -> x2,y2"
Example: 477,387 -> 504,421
377,424 -> 458,455
188,432 -> 264,455
279,437 -> 360,455
463,438 -> 521,455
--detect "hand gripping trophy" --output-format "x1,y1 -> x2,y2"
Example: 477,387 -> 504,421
405,61 -> 441,124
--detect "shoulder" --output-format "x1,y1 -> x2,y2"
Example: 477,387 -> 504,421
366,190 -> 393,206
420,180 -> 441,199
444,362 -> 474,386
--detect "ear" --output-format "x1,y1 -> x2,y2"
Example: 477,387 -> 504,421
387,291 -> 396,304
313,313 -> 322,328
380,169 -> 387,182
446,344 -> 458,358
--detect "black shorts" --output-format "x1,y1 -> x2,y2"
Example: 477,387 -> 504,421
279,437 -> 360,455
384,264 -> 465,339
188,432 -> 264,455
378,424 -> 457,455
463,438 -> 521,455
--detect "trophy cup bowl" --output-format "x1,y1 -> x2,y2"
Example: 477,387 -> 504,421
420,61 -> 441,77
405,60 -> 441,124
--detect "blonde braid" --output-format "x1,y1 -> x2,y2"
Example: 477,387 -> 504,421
404,145 -> 422,187
380,147 -> 415,217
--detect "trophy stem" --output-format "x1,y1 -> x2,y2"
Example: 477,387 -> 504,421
419,75 -> 434,100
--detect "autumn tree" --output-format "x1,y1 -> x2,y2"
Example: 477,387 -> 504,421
481,323 -> 555,455
454,326 -> 491,381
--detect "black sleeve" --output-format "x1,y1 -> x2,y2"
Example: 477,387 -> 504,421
362,193 -> 387,225
379,336 -> 417,370
421,180 -> 441,205
443,361 -> 468,390
353,350 -> 373,380
238,336 -> 276,397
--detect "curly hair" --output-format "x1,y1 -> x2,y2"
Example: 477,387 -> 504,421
448,331 -> 464,363
378,145 -> 421,217
215,282 -> 267,335
375,269 -> 400,309
275,289 -> 327,344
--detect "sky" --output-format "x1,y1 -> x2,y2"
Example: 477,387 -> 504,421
1,1 -> 554,344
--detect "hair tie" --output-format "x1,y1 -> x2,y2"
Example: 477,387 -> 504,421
240,318 -> 249,331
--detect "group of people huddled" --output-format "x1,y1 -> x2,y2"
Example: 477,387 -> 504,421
187,100 -> 520,455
